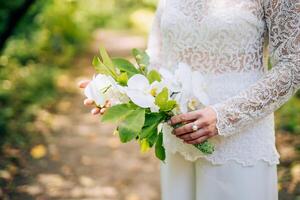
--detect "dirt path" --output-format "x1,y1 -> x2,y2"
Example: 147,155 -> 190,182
13,30 -> 161,200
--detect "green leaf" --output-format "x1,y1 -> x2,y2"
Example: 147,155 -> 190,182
161,100 -> 177,111
140,123 -> 158,139
139,138 -> 150,153
98,45 -> 117,78
112,58 -> 140,77
147,70 -> 161,83
99,45 -> 114,67
155,88 -> 168,108
92,56 -> 108,74
118,109 -> 145,143
117,72 -> 128,86
147,131 -> 158,147
92,56 -> 117,79
155,88 -> 177,111
193,140 -> 215,154
140,112 -> 164,139
143,113 -> 164,127
132,48 -> 149,73
155,131 -> 166,161
101,104 -> 136,123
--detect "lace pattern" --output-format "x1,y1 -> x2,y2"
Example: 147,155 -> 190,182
146,0 -> 300,166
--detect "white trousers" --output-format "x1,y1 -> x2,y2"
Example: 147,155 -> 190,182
160,150 -> 278,200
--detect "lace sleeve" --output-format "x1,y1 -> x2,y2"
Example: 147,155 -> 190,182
210,0 -> 300,137
145,0 -> 165,70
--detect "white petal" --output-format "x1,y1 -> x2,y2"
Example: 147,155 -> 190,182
176,63 -> 192,92
150,104 -> 160,113
150,81 -> 166,94
159,68 -> 174,81
84,81 -> 105,106
126,89 -> 155,108
93,74 -> 113,88
177,96 -> 189,113
159,68 -> 180,92
116,84 -> 127,94
127,74 -> 150,91
157,123 -> 163,133
84,74 -> 118,106
195,91 -> 210,106
192,71 -> 210,105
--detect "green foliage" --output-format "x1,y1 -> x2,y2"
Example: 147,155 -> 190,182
0,0 -> 99,149
140,113 -> 164,139
155,88 -> 177,111
112,58 -> 140,77
99,45 -> 114,67
101,103 -> 137,123
147,69 -> 161,83
132,48 -> 150,74
0,63 -> 58,147
155,131 -> 166,161
139,138 -> 150,152
117,72 -> 129,86
92,54 -> 117,80
194,140 -> 215,154
102,102 -> 168,160
276,97 -> 300,134
118,108 -> 145,143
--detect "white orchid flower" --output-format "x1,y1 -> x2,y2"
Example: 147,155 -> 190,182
84,74 -> 129,107
125,74 -> 161,112
159,68 -> 181,93
160,62 -> 210,113
192,71 -> 210,106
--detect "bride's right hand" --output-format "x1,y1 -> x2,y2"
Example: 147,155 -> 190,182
78,80 -> 111,115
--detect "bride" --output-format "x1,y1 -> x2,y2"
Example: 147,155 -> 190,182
79,0 -> 300,199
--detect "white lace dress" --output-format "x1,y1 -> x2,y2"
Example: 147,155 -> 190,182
147,0 -> 300,166
146,0 -> 300,167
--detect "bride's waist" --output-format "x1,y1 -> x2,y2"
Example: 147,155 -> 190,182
200,71 -> 264,104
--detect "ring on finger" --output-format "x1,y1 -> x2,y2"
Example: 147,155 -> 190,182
191,122 -> 199,132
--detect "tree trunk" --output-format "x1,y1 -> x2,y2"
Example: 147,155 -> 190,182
0,0 -> 37,53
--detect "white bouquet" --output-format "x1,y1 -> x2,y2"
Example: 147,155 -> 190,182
83,46 -> 214,161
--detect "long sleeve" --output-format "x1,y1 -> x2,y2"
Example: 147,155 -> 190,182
145,0 -> 165,70
210,0 -> 300,137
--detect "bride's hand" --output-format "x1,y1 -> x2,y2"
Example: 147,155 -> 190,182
78,80 -> 111,115
168,106 -> 218,144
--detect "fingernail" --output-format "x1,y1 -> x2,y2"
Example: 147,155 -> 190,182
78,81 -> 85,88
91,108 -> 99,115
100,108 -> 106,114
84,99 -> 93,105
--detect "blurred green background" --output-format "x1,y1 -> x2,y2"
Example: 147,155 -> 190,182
0,0 -> 299,200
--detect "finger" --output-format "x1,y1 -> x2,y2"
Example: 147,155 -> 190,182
91,107 -> 101,115
84,98 -> 94,106
78,80 -> 90,88
178,127 -> 209,141
185,135 -> 209,145
100,107 -> 106,115
169,110 -> 202,125
173,119 -> 203,136
104,100 -> 111,108
173,118 -> 209,136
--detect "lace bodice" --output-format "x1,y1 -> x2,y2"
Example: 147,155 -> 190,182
146,0 -> 300,166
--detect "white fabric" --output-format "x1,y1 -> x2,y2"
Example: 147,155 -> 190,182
146,0 -> 300,166
160,150 -> 278,200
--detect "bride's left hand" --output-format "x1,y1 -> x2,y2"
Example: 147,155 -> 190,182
168,106 -> 219,144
